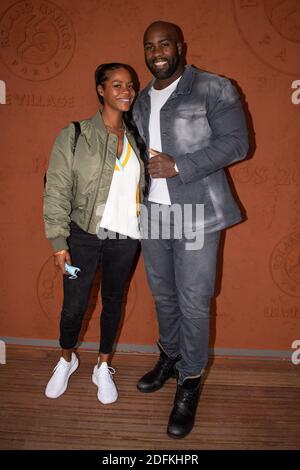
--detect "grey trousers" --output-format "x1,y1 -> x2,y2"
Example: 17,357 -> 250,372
141,202 -> 221,379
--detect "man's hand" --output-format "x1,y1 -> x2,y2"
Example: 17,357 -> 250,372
54,250 -> 72,275
148,149 -> 179,178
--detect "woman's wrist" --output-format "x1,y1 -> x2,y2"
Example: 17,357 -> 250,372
54,250 -> 67,256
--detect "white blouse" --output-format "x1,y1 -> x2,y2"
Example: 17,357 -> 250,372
100,133 -> 141,239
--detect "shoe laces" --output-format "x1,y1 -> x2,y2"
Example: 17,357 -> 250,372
176,386 -> 199,409
52,357 -> 71,374
98,365 -> 116,383
157,355 -> 174,371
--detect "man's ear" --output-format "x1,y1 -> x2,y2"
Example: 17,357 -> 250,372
177,42 -> 183,55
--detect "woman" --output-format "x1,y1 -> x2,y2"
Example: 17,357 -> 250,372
43,63 -> 146,404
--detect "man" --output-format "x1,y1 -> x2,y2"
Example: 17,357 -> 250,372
133,21 -> 248,438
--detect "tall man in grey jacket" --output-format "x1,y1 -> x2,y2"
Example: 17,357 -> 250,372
133,21 -> 249,438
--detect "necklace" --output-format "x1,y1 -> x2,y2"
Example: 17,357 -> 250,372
104,123 -> 124,132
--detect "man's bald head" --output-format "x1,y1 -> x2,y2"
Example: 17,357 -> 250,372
144,21 -> 184,45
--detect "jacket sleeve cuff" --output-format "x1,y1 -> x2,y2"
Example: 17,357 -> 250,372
50,236 -> 69,253
174,155 -> 196,183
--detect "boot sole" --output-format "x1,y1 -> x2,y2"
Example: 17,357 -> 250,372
137,374 -> 176,393
167,423 -> 194,439
167,429 -> 191,439
137,384 -> 163,393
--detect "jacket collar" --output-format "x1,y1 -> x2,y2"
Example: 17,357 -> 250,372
139,64 -> 195,102
90,109 -> 140,157
91,109 -> 108,136
91,109 -> 133,138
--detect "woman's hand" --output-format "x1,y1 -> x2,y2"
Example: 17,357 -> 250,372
54,250 -> 72,275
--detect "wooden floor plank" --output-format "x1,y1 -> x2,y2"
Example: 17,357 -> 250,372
0,346 -> 299,450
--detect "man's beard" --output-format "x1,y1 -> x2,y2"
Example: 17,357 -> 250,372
146,54 -> 180,80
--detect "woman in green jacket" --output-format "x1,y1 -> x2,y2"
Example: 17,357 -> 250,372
44,63 -> 146,404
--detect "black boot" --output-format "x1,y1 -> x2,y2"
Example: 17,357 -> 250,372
167,375 -> 202,439
137,342 -> 181,393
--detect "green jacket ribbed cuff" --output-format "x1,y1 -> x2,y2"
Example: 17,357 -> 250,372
50,236 -> 69,253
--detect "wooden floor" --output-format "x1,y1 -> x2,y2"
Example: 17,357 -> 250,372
0,346 -> 299,450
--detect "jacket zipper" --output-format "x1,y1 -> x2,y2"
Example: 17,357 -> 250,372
87,133 -> 109,230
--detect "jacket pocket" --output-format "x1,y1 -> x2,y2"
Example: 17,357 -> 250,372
177,107 -> 207,120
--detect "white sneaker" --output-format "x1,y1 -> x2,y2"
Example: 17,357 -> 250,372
92,362 -> 118,404
45,352 -> 79,398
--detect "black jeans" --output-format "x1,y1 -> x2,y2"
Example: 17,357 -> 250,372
59,222 -> 139,353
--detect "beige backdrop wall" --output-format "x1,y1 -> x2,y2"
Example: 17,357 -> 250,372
0,0 -> 299,356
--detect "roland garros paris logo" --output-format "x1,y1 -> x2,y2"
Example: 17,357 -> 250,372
232,0 -> 300,76
0,0 -> 76,81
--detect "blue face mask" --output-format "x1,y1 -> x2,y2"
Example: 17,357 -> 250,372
64,262 -> 81,279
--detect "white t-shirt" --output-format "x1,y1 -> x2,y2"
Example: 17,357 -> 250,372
148,76 -> 181,205
100,133 -> 141,239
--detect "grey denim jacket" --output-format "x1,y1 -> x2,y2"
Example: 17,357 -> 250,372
133,65 -> 249,232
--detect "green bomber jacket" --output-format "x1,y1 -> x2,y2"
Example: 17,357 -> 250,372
43,110 -> 145,252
